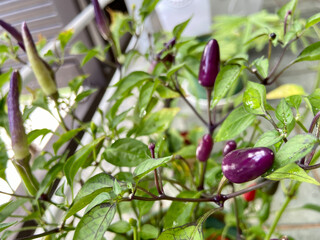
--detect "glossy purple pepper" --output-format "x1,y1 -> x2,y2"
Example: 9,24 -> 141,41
0,19 -> 25,51
198,39 -> 220,88
196,134 -> 213,162
92,0 -> 110,40
223,140 -> 237,156
7,70 -> 29,160
222,147 -> 274,183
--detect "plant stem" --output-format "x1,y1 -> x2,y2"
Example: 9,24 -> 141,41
0,190 -> 33,199
174,84 -> 208,127
13,156 -> 39,196
206,88 -> 213,126
264,182 -> 299,240
197,161 -> 207,191
16,228 -> 60,240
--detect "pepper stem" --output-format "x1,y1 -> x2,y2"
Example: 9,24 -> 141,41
12,155 -> 39,196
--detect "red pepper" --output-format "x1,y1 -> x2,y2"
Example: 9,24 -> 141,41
243,184 -> 256,202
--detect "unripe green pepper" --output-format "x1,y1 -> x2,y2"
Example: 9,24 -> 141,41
8,70 -> 39,195
22,22 -> 58,99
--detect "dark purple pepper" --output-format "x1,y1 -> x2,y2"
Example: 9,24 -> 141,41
223,140 -> 237,156
91,0 -> 110,40
198,39 -> 220,89
7,70 -> 29,160
222,147 -> 274,184
196,134 -> 213,162
269,33 -> 276,40
0,19 -> 25,51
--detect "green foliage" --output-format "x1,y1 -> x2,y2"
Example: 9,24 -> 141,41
1,1 -> 320,239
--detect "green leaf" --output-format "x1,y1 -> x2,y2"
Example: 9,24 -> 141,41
65,173 -> 114,220
141,224 -> 159,239
266,163 -> 320,185
0,199 -> 28,222
244,81 -> 267,115
158,208 -> 220,240
84,192 -> 111,214
68,75 -> 88,93
275,98 -> 294,126
64,137 -> 105,187
109,220 -> 131,234
70,41 -> 88,55
156,85 -> 180,99
133,156 -> 172,182
75,89 -> 97,103
167,63 -> 185,78
139,0 -> 160,21
308,88 -> 320,114
104,138 -> 149,167
212,65 -> 242,108
243,88 -> 265,115
53,128 -> 83,154
295,41 -> 320,62
139,80 -> 158,117
306,13 -> 320,28
81,49 -> 99,66
215,106 -> 256,142
135,108 -> 180,136
0,221 -> 17,232
173,18 -> 191,40
27,128 -> 52,144
175,145 -> 197,159
110,71 -> 152,100
58,29 -> 74,51
110,10 -> 130,56
0,69 -> 12,89
0,137 -> 8,180
110,108 -> 132,129
274,134 -> 318,168
301,203 -> 320,212
277,0 -> 298,19
164,191 -> 201,229
254,130 -> 283,147
253,56 -> 269,78
36,163 -> 63,199
73,203 -> 116,240
286,95 -> 302,110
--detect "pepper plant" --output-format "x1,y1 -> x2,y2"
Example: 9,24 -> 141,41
0,0 -> 320,239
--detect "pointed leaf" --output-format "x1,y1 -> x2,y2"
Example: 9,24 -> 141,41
215,106 -> 256,142
275,98 -> 294,126
104,138 -> 149,167
27,128 -> 52,144
65,173 -> 114,220
73,203 -> 116,240
0,221 -> 17,232
135,108 -> 180,137
64,137 -> 105,186
295,41 -> 320,62
173,18 -> 191,40
266,163 -> 320,185
110,71 -> 152,100
274,134 -> 318,168
306,13 -> 320,28
254,130 -> 283,147
53,128 -> 83,154
133,156 -> 172,182
212,65 -> 242,108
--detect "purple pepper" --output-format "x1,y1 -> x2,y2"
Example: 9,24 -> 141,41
7,70 -> 29,160
222,147 -> 274,183
0,19 -> 25,51
91,0 -> 110,40
223,140 -> 237,156
198,39 -> 220,89
196,134 -> 213,162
